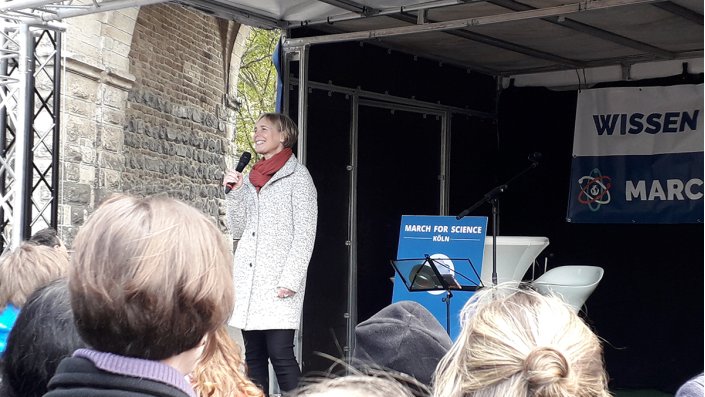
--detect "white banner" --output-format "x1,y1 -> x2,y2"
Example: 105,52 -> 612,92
568,84 -> 703,224
573,85 -> 703,157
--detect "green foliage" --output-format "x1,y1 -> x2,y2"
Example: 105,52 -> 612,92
235,28 -> 280,163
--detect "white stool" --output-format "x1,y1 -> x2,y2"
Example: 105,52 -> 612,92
532,265 -> 604,312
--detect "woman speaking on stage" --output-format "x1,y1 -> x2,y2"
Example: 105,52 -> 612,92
223,112 -> 318,395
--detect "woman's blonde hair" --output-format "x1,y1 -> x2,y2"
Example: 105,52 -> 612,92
293,374 -> 419,397
69,194 -> 234,361
432,285 -> 610,397
258,113 -> 298,148
0,243 -> 69,309
191,326 -> 264,397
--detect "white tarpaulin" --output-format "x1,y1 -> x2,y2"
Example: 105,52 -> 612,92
567,84 -> 704,223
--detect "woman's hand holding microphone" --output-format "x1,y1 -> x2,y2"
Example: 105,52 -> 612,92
223,169 -> 244,193
223,152 -> 252,194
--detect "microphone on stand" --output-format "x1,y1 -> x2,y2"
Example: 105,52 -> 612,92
456,152 -> 542,220
224,151 -> 252,194
528,152 -> 542,164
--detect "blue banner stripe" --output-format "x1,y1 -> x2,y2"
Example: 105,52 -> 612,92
567,153 -> 703,223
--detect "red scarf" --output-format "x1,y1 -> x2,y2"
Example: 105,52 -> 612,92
249,148 -> 292,192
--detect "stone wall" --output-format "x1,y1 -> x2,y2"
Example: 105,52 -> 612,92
61,58 -> 135,241
124,4 -> 235,226
57,4 -> 250,242
59,7 -> 139,243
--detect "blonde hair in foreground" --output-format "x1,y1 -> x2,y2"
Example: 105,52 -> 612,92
0,243 -> 69,309
191,326 -> 264,397
293,374 -> 418,397
432,285 -> 610,397
69,194 -> 234,360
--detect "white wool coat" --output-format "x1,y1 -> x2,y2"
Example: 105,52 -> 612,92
226,154 -> 317,330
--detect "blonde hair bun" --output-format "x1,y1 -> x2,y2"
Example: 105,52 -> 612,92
522,347 -> 569,389
431,285 -> 610,397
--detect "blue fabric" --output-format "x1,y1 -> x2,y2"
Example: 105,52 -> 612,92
0,304 -> 20,354
272,38 -> 283,112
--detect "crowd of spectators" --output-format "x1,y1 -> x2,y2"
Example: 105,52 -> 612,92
0,196 -> 700,397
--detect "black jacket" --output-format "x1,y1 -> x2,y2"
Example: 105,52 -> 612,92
43,357 -> 190,397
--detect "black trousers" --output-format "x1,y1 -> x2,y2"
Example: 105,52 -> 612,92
242,329 -> 301,395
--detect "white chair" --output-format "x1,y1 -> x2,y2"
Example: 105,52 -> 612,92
532,265 -> 604,312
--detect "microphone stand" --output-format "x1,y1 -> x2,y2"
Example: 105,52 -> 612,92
442,289 -> 453,335
424,254 -> 454,336
456,159 -> 540,286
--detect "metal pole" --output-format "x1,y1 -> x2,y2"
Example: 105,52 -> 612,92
290,45 -> 309,390
21,26 -> 35,241
345,93 -> 359,367
0,0 -> 72,12
12,22 -> 34,247
491,198 -> 498,285
304,0 -> 464,26
284,0 -> 663,48
357,98 -> 446,116
281,33 -> 290,115
293,77 -> 494,119
0,28 -> 8,252
296,44 -> 309,164
440,112 -> 451,215
50,30 -> 60,229
41,0 -> 168,21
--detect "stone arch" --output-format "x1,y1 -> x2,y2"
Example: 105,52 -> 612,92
59,4 -> 250,240
124,4 -> 255,229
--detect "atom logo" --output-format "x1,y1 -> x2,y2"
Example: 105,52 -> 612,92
577,168 -> 612,212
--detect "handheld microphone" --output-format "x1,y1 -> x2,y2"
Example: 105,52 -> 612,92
528,152 -> 542,163
224,151 -> 252,194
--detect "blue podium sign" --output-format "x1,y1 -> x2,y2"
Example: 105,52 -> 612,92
392,215 -> 487,339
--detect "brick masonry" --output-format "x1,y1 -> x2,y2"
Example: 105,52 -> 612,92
58,4 -> 250,243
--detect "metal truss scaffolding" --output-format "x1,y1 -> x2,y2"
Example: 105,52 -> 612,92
0,22 -> 61,252
0,0 -> 167,251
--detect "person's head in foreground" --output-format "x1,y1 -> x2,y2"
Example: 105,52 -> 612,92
0,243 -> 69,309
190,326 -> 264,397
352,300 -> 452,386
432,285 -> 610,397
675,372 -> 704,397
292,373 -> 424,397
45,194 -> 234,397
28,227 -> 68,257
0,242 -> 69,354
0,279 -> 86,397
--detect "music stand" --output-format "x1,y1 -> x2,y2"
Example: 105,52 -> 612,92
390,254 -> 483,335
